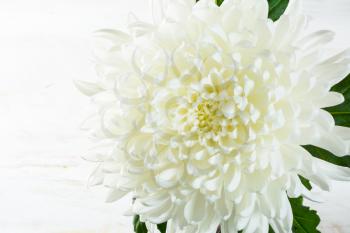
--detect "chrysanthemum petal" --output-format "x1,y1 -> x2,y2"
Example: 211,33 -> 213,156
79,0 -> 350,232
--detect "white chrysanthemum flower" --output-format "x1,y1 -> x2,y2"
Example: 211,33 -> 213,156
76,0 -> 350,232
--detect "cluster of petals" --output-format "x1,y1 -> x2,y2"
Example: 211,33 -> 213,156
76,0 -> 350,232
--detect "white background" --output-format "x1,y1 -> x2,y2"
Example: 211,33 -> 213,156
0,0 -> 349,232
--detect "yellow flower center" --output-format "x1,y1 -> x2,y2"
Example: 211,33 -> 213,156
196,100 -> 221,134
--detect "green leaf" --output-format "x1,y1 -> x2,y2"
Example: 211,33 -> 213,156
325,73 -> 350,127
303,145 -> 350,168
157,222 -> 167,233
329,73 -> 350,94
268,197 -> 320,233
266,197 -> 320,233
216,0 -> 224,6
304,74 -> 350,169
299,175 -> 312,190
267,0 -> 289,21
133,215 -> 168,233
290,197 -> 321,233
133,215 -> 148,233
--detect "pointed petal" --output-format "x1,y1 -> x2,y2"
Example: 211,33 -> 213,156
74,80 -> 103,96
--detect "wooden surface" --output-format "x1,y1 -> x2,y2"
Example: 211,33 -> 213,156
0,0 -> 349,232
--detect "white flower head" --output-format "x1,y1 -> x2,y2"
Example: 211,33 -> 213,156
76,0 -> 350,232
